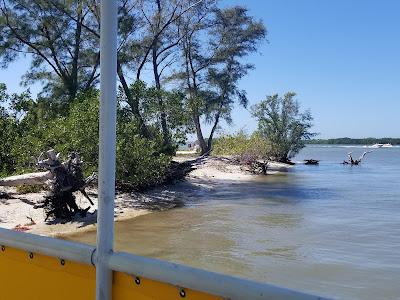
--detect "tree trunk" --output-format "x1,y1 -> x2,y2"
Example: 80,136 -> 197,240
206,99 -> 224,153
182,35 -> 209,154
207,110 -> 221,153
192,111 -> 207,154
117,60 -> 149,137
70,9 -> 83,101
152,46 -> 169,146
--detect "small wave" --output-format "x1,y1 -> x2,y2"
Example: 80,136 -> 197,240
292,160 -> 303,164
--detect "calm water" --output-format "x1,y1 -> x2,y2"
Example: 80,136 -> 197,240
69,146 -> 400,299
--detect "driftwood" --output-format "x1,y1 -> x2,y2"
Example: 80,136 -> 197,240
0,192 -> 11,199
0,171 -> 52,186
304,159 -> 319,165
0,149 -> 96,221
232,155 -> 269,175
343,151 -> 372,165
246,159 -> 269,175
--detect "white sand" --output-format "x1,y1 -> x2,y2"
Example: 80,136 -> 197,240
187,157 -> 260,181
0,186 -> 183,237
182,156 -> 292,182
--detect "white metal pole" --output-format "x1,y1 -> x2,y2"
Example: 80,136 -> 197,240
96,0 -> 118,299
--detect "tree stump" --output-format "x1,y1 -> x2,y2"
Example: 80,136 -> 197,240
34,150 -> 96,221
0,149 -> 96,222
304,159 -> 319,165
342,151 -> 372,165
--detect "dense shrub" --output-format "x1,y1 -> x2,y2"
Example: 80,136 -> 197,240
212,131 -> 271,157
212,131 -> 271,174
116,121 -> 171,189
133,81 -> 192,147
0,111 -> 17,176
60,90 -> 100,174
8,90 -> 99,174
252,93 -> 315,162
1,87 -> 172,190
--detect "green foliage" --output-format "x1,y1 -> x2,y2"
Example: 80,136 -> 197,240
16,184 -> 44,194
0,84 -> 17,175
0,116 -> 15,175
0,1 -> 270,183
61,90 -> 100,174
206,7 -> 266,114
252,93 -> 315,162
0,85 -> 172,190
5,90 -> 99,174
1,1 -> 267,158
0,0 -> 99,100
212,131 -> 272,175
178,6 -> 267,154
116,121 -> 171,189
212,131 -> 271,158
130,80 -> 192,147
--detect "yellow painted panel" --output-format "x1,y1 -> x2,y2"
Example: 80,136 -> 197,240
0,246 -> 221,300
0,246 -> 96,300
113,271 -> 221,300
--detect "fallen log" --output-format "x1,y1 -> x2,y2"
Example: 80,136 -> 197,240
0,149 -> 96,222
304,159 -> 319,165
0,171 -> 52,187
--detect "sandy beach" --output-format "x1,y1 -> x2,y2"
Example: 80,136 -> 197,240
0,156 -> 291,237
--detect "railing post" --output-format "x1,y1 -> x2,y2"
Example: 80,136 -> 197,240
97,0 -> 118,299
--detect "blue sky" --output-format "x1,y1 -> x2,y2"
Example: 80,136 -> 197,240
1,0 -> 399,138
222,0 -> 400,138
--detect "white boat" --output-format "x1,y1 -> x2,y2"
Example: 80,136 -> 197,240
370,143 -> 384,148
382,143 -> 393,148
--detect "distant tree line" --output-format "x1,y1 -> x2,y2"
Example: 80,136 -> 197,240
306,138 -> 400,145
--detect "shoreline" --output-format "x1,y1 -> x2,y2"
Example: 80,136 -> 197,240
0,156 -> 292,237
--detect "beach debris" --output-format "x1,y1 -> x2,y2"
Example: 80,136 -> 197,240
13,224 -> 31,232
26,216 -> 36,226
343,151 -> 372,165
0,192 -> 11,199
0,149 -> 96,221
34,150 -> 96,221
232,154 -> 269,175
0,172 -> 52,187
304,159 -> 319,165
12,216 -> 36,231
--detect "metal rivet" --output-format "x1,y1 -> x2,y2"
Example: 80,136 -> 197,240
179,289 -> 186,298
29,252 -> 34,259
60,259 -> 65,266
1,246 -> 5,251
134,277 -> 140,285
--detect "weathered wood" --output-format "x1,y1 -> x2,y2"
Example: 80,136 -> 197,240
0,171 -> 52,187
0,149 -> 95,221
0,192 -> 11,199
343,151 -> 372,165
304,159 -> 319,165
